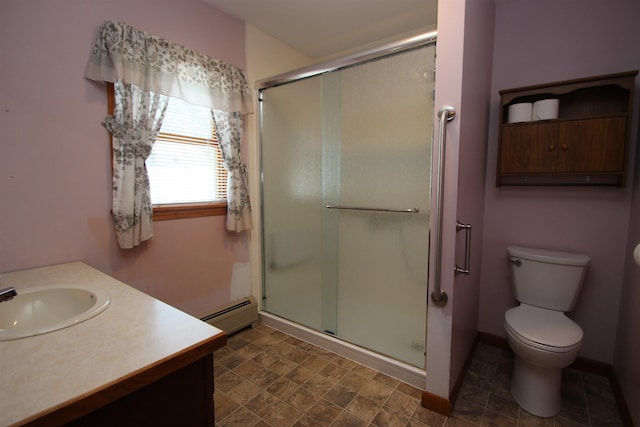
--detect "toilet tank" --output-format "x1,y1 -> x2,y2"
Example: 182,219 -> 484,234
507,246 -> 590,311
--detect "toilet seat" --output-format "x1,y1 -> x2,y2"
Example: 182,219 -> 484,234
505,304 -> 582,353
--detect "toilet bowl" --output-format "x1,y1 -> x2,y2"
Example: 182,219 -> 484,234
504,246 -> 590,417
504,304 -> 583,417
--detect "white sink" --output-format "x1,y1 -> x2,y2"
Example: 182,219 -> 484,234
0,285 -> 110,341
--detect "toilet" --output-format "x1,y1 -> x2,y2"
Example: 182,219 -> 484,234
504,246 -> 590,417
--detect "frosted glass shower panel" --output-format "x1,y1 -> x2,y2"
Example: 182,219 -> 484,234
261,78 -> 324,330
335,47 -> 433,368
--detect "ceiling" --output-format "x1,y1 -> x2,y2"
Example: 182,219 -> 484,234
203,0 -> 438,59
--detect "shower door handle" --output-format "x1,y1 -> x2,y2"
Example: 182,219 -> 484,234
431,105 -> 456,307
325,204 -> 420,213
455,221 -> 472,276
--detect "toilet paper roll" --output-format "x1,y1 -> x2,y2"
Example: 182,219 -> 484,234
532,99 -> 559,121
633,243 -> 640,267
507,103 -> 533,124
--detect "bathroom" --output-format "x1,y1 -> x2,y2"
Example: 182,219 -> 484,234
1,0 -> 639,425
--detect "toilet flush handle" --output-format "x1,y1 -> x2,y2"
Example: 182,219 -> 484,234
509,257 -> 522,267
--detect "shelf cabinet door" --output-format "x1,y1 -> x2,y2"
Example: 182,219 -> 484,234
557,117 -> 627,173
500,123 -> 559,174
498,116 -> 627,182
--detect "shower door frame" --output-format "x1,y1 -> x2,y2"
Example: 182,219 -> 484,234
256,31 -> 438,387
257,32 -> 437,90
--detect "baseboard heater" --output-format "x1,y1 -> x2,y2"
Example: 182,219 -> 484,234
200,295 -> 259,334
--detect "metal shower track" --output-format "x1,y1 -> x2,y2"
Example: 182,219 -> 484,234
256,31 -> 437,90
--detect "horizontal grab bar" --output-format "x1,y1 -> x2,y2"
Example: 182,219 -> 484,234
325,204 -> 420,214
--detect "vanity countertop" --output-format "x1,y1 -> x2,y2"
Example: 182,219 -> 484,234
0,262 -> 226,427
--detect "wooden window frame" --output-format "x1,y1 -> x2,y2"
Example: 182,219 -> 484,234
107,83 -> 227,221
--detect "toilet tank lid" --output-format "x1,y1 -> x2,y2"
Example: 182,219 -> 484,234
507,246 -> 590,266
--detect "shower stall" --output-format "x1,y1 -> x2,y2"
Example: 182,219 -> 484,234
258,35 -> 437,382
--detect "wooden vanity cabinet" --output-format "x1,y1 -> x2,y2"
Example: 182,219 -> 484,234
63,354 -> 216,427
497,71 -> 637,186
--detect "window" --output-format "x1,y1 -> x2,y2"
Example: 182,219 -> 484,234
107,84 -> 227,220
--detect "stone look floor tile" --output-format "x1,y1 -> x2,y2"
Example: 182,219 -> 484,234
557,400 -> 589,425
458,382 -> 490,407
252,367 -> 281,388
213,392 -> 240,421
385,389 -> 420,416
219,352 -> 247,370
292,414 -> 325,427
299,354 -> 329,372
236,342 -> 264,359
285,365 -> 316,385
451,396 -> 486,424
301,373 -> 336,400
252,350 -> 282,368
288,386 -> 318,413
233,359 -> 264,380
214,325 -> 624,427
411,404 -> 449,426
554,416 -> 588,427
372,406 -> 410,427
486,393 -> 520,420
338,370 -> 370,392
397,381 -> 423,399
221,405 -> 261,426
262,400 -> 303,427
226,379 -> 263,405
306,399 -> 343,424
518,411 -> 554,427
323,383 -> 358,408
269,357 -> 299,376
333,410 -> 369,426
445,416 -> 481,426
346,394 -> 381,423
374,371 -> 401,388
359,378 -> 394,405
318,362 -> 349,381
351,363 -> 378,379
215,370 -> 244,394
267,376 -> 299,400
245,390 -> 281,418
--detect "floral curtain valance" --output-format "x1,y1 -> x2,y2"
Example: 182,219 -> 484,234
85,20 -> 253,114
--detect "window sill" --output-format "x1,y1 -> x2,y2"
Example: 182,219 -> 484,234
153,202 -> 227,221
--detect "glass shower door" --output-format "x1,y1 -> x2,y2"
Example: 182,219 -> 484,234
260,76 -> 325,331
261,44 -> 435,369
330,47 -> 433,368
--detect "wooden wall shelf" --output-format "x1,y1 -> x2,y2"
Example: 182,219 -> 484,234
496,71 -> 637,186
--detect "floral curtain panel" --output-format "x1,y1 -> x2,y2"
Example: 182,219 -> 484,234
212,110 -> 252,231
104,82 -> 169,248
85,21 -> 253,248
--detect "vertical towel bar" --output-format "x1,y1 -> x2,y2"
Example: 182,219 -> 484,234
431,105 -> 455,307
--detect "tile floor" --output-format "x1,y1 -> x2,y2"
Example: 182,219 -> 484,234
213,324 -> 624,426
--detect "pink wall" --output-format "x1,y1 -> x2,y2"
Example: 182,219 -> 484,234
450,0 -> 494,392
479,0 -> 640,367
426,0 -> 494,398
617,148 -> 640,422
616,17 -> 640,420
0,0 -> 249,316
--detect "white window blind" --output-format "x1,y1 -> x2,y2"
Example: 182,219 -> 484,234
147,97 -> 227,205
